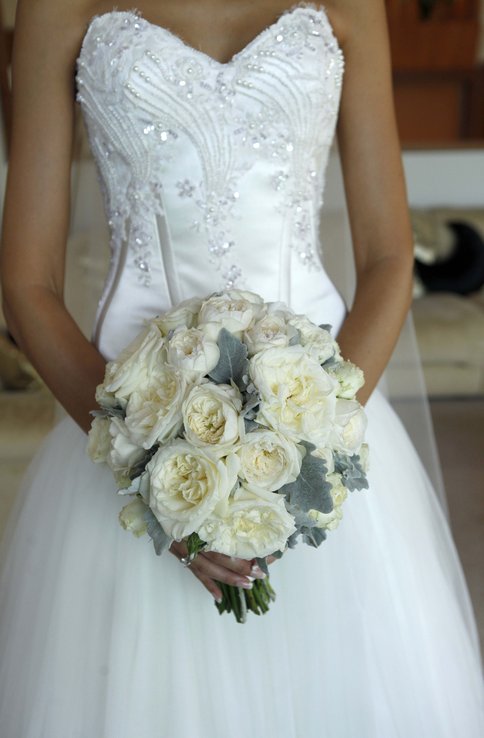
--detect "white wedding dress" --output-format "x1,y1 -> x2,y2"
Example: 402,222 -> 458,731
1,6 -> 483,737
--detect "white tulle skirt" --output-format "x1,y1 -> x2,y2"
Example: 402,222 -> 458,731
0,388 -> 483,738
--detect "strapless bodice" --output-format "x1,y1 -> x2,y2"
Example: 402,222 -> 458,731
76,4 -> 346,360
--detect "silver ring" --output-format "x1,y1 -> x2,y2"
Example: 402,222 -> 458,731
180,555 -> 192,567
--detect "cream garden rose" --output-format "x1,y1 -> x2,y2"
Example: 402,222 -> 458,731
237,429 -> 303,492
311,445 -> 335,474
327,472 -> 348,508
308,505 -> 343,532
308,472 -> 348,531
359,443 -> 370,473
199,485 -> 296,558
167,326 -> 220,378
329,399 -> 368,455
250,346 -> 338,446
243,311 -> 299,356
119,497 -> 148,538
154,297 -> 203,335
329,360 -> 365,400
198,290 -> 264,339
103,322 -> 165,400
182,383 -> 243,454
287,315 -> 339,365
125,365 -> 188,449
147,440 -> 239,540
87,416 -> 112,464
107,417 -> 146,488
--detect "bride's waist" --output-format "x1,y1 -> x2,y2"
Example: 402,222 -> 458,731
92,239 -> 347,360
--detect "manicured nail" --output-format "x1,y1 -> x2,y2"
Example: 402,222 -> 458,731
239,580 -> 254,589
215,595 -> 223,603
250,565 -> 266,579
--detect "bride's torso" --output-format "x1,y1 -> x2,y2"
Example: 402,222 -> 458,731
76,4 -> 346,360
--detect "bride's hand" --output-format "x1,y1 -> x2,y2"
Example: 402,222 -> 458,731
170,540 -> 275,602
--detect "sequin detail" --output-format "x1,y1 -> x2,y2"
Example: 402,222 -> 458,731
76,5 -> 344,288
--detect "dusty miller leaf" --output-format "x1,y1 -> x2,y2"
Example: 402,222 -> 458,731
208,328 -> 249,389
143,508 -> 172,556
334,452 -> 369,492
121,471 -> 151,502
91,405 -> 125,420
255,557 -> 270,576
128,446 -> 158,481
301,526 -> 327,548
279,442 -> 333,514
244,418 -> 260,434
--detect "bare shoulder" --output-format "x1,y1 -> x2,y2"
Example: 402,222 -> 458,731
323,0 -> 388,50
14,0 -> 104,58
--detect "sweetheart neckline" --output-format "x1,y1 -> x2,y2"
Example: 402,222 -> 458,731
78,2 -> 343,69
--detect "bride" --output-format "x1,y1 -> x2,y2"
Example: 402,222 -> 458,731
0,0 -> 483,735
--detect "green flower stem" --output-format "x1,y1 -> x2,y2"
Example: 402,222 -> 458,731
228,582 -> 241,621
214,577 -> 276,623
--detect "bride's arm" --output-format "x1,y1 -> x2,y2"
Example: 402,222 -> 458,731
0,0 -> 106,433
333,0 -> 414,405
0,0 -> 256,599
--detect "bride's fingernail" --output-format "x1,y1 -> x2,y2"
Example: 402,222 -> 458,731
250,565 -> 266,579
239,580 -> 254,589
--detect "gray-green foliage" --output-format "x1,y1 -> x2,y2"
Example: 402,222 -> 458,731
91,404 -> 125,420
334,452 -> 369,492
208,328 -> 249,389
143,507 -> 173,556
301,526 -> 327,548
279,442 -> 333,514
128,447 -> 158,482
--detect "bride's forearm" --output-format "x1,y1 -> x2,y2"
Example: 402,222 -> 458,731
2,285 -> 105,433
335,253 -> 414,405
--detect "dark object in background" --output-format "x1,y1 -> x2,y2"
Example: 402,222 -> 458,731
415,221 -> 484,295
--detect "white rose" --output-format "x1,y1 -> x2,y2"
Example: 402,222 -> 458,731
265,301 -> 295,319
329,360 -> 365,399
329,399 -> 368,455
95,382 -> 126,412
243,312 -> 299,356
104,322 -> 165,400
308,505 -> 343,532
311,446 -> 335,474
154,297 -> 203,335
87,416 -> 112,463
147,440 -> 239,540
119,497 -> 149,538
359,443 -> 370,473
125,365 -> 188,449
327,472 -> 348,508
107,417 -> 146,488
166,326 -> 220,378
237,429 -> 303,491
250,346 -> 338,446
288,315 -> 339,364
199,484 -> 296,559
182,383 -> 243,454
198,290 -> 264,340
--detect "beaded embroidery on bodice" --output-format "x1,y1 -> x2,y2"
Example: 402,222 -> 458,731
76,4 -> 345,360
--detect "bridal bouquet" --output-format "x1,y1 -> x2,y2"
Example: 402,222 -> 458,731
88,290 -> 369,622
